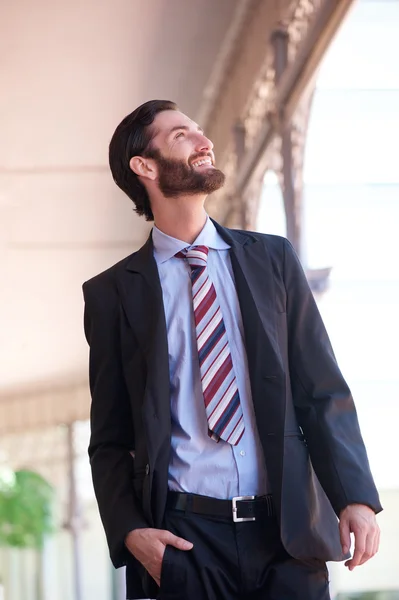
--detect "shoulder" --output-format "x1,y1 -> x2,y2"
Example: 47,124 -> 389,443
224,226 -> 289,258
82,249 -> 139,305
84,254 -> 129,288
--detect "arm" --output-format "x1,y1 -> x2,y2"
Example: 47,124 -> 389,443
83,280 -> 149,568
283,238 -> 382,516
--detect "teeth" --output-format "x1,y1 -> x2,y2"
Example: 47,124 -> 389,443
192,158 -> 212,168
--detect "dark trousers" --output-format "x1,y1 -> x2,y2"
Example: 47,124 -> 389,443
158,507 -> 330,600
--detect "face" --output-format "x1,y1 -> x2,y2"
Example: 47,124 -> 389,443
146,110 -> 225,197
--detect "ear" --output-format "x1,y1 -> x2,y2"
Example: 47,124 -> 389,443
129,156 -> 157,181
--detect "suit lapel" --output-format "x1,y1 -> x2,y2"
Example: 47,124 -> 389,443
212,220 -> 284,377
116,235 -> 171,462
212,221 -> 287,470
232,243 -> 284,373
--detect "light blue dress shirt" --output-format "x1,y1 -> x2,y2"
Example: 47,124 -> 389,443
152,217 -> 269,499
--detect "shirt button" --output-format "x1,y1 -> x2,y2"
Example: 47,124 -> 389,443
145,464 -> 150,475
240,450 -> 246,457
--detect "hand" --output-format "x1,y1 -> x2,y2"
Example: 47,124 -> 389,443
339,504 -> 380,571
125,528 -> 193,586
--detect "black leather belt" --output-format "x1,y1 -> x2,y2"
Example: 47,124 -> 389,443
167,492 -> 275,522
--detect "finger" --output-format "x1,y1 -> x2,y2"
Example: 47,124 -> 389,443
347,529 -> 367,570
161,530 -> 193,550
370,525 -> 380,558
362,522 -> 380,565
339,517 -> 351,554
359,523 -> 380,565
374,526 -> 381,555
358,533 -> 374,566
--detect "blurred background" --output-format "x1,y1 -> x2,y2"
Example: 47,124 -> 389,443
1,0 -> 398,599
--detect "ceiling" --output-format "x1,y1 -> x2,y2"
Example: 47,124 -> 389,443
0,0 -> 242,396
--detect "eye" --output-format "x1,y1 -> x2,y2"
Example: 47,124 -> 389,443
175,132 -> 184,139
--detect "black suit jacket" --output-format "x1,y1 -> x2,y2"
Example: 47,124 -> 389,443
83,222 -> 382,599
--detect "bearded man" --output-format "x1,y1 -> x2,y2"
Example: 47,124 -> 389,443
83,100 -> 381,600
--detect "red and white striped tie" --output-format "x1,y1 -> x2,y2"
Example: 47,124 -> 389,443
176,245 -> 245,445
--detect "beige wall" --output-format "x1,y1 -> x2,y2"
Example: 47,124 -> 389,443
0,0 -> 241,426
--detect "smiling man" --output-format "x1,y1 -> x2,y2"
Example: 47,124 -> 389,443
83,100 -> 382,600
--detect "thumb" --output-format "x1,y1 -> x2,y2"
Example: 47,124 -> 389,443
339,517 -> 351,555
162,531 -> 193,551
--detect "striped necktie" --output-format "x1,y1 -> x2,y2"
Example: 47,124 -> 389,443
176,245 -> 245,445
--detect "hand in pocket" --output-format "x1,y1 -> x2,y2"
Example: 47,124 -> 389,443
125,527 -> 193,586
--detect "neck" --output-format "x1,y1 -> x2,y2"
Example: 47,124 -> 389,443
153,196 -> 208,244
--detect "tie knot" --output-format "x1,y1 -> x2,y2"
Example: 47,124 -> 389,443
176,245 -> 209,269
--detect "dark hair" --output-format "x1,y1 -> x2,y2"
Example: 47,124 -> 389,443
109,100 -> 178,221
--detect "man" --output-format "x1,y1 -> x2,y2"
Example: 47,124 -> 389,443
83,99 -> 381,600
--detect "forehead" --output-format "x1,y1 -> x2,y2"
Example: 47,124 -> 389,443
152,110 -> 198,136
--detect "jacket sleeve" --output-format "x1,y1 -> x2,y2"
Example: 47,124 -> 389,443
283,238 -> 382,516
83,279 -> 149,568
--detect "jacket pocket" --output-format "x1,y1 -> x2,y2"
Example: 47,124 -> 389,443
284,431 -> 306,441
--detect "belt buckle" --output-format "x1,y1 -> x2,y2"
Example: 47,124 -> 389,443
232,495 -> 256,522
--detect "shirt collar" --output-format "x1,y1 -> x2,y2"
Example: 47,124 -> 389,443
152,216 -> 230,264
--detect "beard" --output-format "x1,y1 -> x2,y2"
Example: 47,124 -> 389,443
149,149 -> 226,197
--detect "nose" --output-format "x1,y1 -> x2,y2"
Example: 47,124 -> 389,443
195,133 -> 213,153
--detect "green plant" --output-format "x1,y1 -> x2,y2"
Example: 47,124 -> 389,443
0,468 -> 54,549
